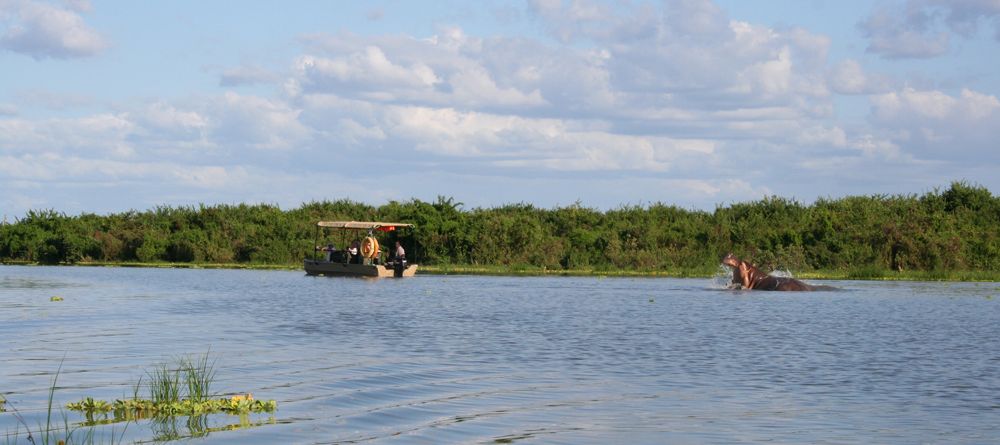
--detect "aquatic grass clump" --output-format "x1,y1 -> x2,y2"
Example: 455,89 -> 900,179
148,361 -> 182,405
146,351 -> 216,405
66,351 -> 276,424
181,351 -> 217,403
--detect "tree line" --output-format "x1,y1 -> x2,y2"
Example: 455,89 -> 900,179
1,181 -> 998,274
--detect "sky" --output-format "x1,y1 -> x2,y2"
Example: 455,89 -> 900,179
1,0 -> 999,217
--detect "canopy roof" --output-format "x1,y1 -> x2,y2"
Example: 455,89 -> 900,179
316,221 -> 414,230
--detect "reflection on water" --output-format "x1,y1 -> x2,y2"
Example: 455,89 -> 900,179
1,265 -> 999,444
142,414 -> 276,442
0,275 -> 85,290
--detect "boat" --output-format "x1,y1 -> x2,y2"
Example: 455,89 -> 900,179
303,221 -> 418,278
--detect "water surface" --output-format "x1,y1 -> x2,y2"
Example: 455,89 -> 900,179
1,266 -> 998,443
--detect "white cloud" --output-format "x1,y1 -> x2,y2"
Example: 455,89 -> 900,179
306,100 -> 719,172
0,113 -> 134,157
872,87 -> 1000,121
0,153 -> 251,192
281,10 -> 878,188
3,0 -> 998,217
870,87 -> 1000,160
795,125 -> 849,149
827,59 -> 894,95
734,46 -> 793,97
135,102 -> 208,133
695,178 -> 773,204
294,46 -> 440,94
209,92 -> 312,151
528,0 -> 616,43
333,118 -> 386,145
126,102 -> 211,154
0,153 -> 152,181
292,33 -> 546,109
0,92 -> 313,161
0,0 -> 108,59
445,65 -> 545,107
849,134 -> 905,160
172,165 -> 249,189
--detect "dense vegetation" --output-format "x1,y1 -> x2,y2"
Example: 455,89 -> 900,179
1,182 -> 998,276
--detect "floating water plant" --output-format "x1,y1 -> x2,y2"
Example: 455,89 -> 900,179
66,352 -> 276,422
66,393 -> 277,418
50,295 -> 64,301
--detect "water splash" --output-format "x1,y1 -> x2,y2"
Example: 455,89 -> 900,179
712,264 -> 736,289
769,268 -> 795,278
712,264 -> 798,289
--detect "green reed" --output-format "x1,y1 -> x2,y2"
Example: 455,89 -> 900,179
147,362 -> 181,405
146,351 -> 216,404
180,351 -> 217,403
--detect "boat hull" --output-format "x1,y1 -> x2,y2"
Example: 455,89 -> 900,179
304,259 -> 417,278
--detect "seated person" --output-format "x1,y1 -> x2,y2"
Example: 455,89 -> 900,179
315,243 -> 336,262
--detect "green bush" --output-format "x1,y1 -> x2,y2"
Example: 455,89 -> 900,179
1,182 -> 997,274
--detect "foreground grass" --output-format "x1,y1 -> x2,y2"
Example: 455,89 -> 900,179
3,260 -> 998,282
3,353 -> 275,444
3,362 -> 127,445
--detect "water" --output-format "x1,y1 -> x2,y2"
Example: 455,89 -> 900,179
1,265 -> 998,444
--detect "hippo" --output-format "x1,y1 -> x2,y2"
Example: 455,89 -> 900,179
721,253 -> 829,291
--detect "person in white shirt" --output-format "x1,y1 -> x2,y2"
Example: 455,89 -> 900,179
394,241 -> 405,262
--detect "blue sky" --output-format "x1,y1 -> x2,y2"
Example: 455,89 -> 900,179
2,0 -> 999,217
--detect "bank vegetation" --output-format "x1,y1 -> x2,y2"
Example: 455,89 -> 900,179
1,182 -> 998,280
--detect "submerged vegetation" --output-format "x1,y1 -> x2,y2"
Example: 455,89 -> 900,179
1,181 -> 998,279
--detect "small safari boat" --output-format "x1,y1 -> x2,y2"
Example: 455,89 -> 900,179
303,221 -> 418,278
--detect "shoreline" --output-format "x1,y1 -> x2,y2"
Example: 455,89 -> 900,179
2,260 -> 999,282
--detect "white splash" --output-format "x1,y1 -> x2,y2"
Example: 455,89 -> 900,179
712,264 -> 737,289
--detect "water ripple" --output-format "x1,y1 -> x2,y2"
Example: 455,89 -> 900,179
2,267 -> 998,443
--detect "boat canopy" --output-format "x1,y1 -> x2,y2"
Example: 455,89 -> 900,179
316,221 -> 414,230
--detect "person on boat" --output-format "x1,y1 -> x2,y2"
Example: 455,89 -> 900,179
315,243 -> 336,262
392,241 -> 406,276
394,241 -> 406,263
348,240 -> 360,264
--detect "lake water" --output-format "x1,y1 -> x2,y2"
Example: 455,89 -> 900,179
1,265 -> 998,444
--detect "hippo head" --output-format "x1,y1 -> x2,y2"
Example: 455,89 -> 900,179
721,252 -> 740,268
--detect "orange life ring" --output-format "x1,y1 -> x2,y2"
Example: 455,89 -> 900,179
361,236 -> 379,259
